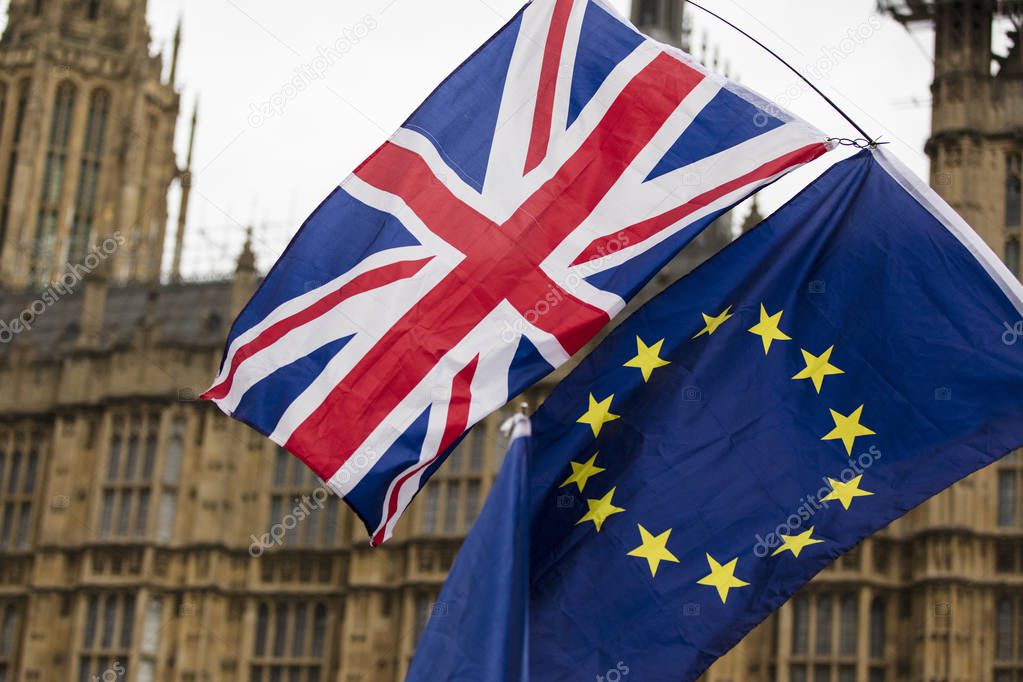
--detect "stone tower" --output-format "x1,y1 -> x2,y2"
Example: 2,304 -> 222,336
884,0 -> 1021,273
0,0 -> 190,288
630,0 -> 691,50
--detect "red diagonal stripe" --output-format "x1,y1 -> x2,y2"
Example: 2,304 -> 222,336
355,142 -> 496,254
202,257 -> 433,402
569,142 -> 830,267
370,355 -> 480,546
286,258 -> 505,479
523,0 -> 575,175
503,260 -> 610,356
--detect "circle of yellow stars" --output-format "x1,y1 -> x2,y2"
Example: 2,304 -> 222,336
559,301 -> 880,606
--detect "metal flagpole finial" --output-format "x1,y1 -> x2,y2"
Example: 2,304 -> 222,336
501,403 -> 532,438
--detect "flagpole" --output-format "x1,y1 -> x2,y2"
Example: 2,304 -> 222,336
685,0 -> 881,147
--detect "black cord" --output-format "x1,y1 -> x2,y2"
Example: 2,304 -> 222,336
827,136 -> 888,149
685,0 -> 882,146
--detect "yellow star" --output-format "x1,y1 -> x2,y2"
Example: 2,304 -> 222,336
748,304 -> 792,355
820,475 -> 874,510
792,346 -> 844,393
627,524 -> 680,577
559,453 -> 606,493
576,487 -> 625,532
697,553 -> 750,604
771,526 -> 824,558
577,393 -> 619,438
692,306 -> 734,339
623,337 -> 671,382
822,404 -> 876,455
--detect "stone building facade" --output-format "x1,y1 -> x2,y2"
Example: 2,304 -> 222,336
0,1 -> 1020,682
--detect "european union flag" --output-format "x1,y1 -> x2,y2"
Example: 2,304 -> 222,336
409,148 -> 1023,681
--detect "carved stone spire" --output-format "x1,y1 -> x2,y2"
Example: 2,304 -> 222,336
171,99 -> 198,281
169,14 -> 183,86
231,226 -> 259,316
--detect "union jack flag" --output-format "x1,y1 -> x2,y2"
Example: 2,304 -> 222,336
204,0 -> 832,545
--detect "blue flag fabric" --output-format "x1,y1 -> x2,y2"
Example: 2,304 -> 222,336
410,147 -> 1023,681
524,148 -> 1023,679
407,415 -> 531,682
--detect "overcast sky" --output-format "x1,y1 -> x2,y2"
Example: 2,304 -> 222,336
131,0 -> 950,276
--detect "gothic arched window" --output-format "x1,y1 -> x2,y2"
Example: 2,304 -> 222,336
266,447 -> 341,548
0,79 -> 29,254
251,601 -> 330,679
998,457 -> 1023,527
0,602 -> 20,674
839,594 -> 858,655
69,89 -> 109,263
791,594 -> 809,655
1006,152 -> 1021,229
0,81 -> 8,252
99,413 -> 166,540
789,592 -> 859,682
79,593 -> 135,681
992,594 -> 1023,679
32,80 -> 76,284
869,597 -> 886,658
997,597 -> 1013,660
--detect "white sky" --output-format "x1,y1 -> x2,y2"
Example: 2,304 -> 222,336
140,1 -> 948,275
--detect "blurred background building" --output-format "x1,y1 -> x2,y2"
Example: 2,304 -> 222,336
0,0 -> 1018,681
